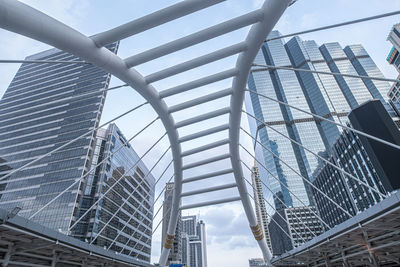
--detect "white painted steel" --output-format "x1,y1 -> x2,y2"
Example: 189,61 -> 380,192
182,153 -> 231,170
182,169 -> 234,184
91,0 -> 226,47
168,88 -> 232,113
145,42 -> 248,83
175,107 -> 230,128
159,68 -> 238,98
180,183 -> 237,197
124,10 -> 264,67
0,2 -> 184,266
0,0 -> 291,265
181,139 -> 230,157
179,124 -> 230,143
180,196 -> 242,210
228,0 -> 292,264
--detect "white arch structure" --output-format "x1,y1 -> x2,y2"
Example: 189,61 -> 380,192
0,0 -> 292,265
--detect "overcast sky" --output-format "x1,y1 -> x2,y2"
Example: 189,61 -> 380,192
0,0 -> 399,266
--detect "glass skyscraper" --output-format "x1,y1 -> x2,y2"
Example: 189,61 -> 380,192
246,31 -> 392,254
387,23 -> 400,115
73,123 -> 155,262
0,43 -> 118,231
0,44 -> 156,262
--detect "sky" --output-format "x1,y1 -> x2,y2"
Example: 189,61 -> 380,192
0,0 -> 399,266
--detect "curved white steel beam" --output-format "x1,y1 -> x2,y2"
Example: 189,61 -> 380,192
0,0 -> 292,266
0,2 -> 184,265
91,0 -> 226,47
228,0 -> 291,265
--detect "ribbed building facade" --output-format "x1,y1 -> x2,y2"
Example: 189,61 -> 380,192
246,31 -> 392,255
387,23 -> 400,115
0,43 -> 118,231
312,100 -> 400,229
72,123 -> 155,262
283,206 -> 324,246
312,128 -> 384,228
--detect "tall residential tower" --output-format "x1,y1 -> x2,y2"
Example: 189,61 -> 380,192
387,23 -> 400,115
181,215 -> 207,267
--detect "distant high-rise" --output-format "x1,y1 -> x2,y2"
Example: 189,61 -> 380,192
0,43 -> 118,231
181,215 -> 207,267
387,23 -> 400,115
72,123 -> 155,262
249,258 -> 267,267
181,232 -> 191,266
246,31 -> 393,255
161,182 -> 182,265
250,163 -> 272,253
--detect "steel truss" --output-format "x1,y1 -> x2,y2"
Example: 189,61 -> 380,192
0,0 -> 292,265
1,0 -> 399,266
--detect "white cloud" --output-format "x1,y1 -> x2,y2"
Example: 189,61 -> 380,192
300,13 -> 318,28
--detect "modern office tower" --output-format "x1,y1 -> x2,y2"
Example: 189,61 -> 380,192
246,31 -> 392,255
387,24 -> 400,115
312,100 -> 400,228
72,123 -> 155,262
388,23 -> 400,55
181,215 -> 207,267
283,206 -> 324,246
349,100 -> 400,191
251,163 -> 273,253
161,182 -> 182,265
267,210 -> 292,256
0,43 -> 118,231
267,206 -> 323,255
248,258 -> 267,267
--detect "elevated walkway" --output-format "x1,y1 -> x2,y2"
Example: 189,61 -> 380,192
0,209 -> 153,267
272,191 -> 400,266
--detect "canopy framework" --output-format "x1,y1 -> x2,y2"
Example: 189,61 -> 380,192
1,0 -> 400,266
0,0 -> 292,265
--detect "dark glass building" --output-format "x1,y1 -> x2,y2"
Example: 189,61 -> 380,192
0,43 -> 118,231
72,123 -> 155,262
246,31 -> 393,255
312,100 -> 400,228
387,23 -> 400,116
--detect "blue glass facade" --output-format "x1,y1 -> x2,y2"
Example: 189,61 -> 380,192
0,43 -> 118,231
73,124 -> 155,262
387,24 -> 400,117
246,31 -> 392,254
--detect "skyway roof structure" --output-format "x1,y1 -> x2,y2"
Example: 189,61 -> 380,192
0,208 -> 152,267
272,190 -> 400,266
0,0 -> 400,266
